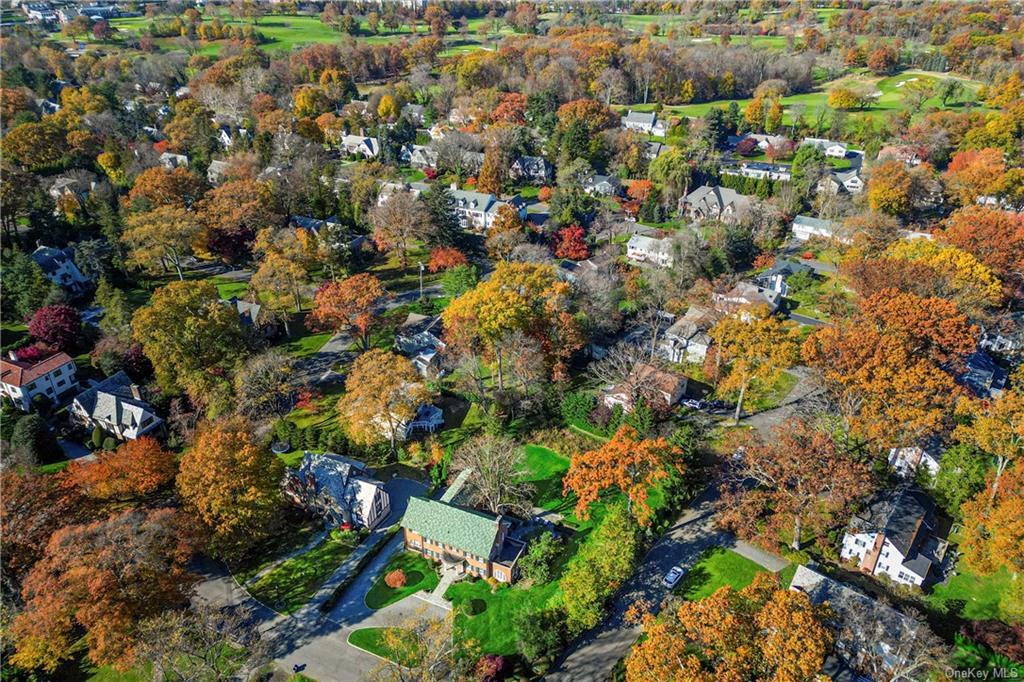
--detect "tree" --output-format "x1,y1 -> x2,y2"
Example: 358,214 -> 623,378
932,443 -> 990,516
828,87 -> 862,111
867,159 -> 913,216
198,179 -> 282,263
954,390 -> 1023,502
233,350 -> 295,419
10,414 -> 59,465
939,206 -> 1024,280
27,305 -> 80,352
131,281 -> 244,409
708,308 -> 800,424
485,204 -> 527,261
563,425 -> 681,527
308,273 -> 389,351
451,435 -> 535,516
866,45 -> 898,74
720,420 -> 872,551
177,418 -> 284,561
626,572 -> 833,682
337,350 -> 431,456
371,190 -> 432,265
1,251 -> 58,322
128,165 -> 203,209
122,205 -> 202,280
423,186 -> 463,246
427,246 -> 467,273
1,120 -> 66,170
835,597 -> 949,681
365,609 -> 475,682
960,461 -> 1024,585
554,225 -> 589,261
67,437 -> 176,502
10,508 -> 195,673
944,148 -> 1006,207
476,146 -> 505,195
441,264 -> 478,298
517,533 -> 561,583
885,238 -> 1003,313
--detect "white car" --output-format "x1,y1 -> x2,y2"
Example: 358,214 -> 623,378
662,565 -> 685,588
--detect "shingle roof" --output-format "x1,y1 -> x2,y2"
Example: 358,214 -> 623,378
851,488 -> 933,558
73,371 -> 153,428
401,496 -> 500,559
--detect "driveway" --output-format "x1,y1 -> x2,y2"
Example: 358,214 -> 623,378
738,366 -> 824,438
546,487 -> 787,682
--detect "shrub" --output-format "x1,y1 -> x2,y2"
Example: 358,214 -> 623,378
91,426 -> 104,449
475,654 -> 510,682
518,533 -> 561,583
384,569 -> 407,588
102,436 -> 117,451
10,413 -> 59,464
560,391 -> 594,430
537,186 -> 552,202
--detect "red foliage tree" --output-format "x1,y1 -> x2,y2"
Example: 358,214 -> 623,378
66,437 -> 177,502
537,186 -> 552,202
735,137 -> 759,156
554,225 -> 589,261
427,246 -> 468,273
27,305 -> 80,352
627,179 -> 654,203
384,569 -> 407,588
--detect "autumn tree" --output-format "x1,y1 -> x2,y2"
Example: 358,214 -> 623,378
485,204 -> 527,261
365,608 -> 476,682
132,280 -> 244,410
885,238 -> 1003,314
127,166 -> 203,209
233,350 -> 295,420
10,508 -> 195,673
708,307 -> 800,424
177,418 -> 284,561
564,425 -> 681,527
939,206 -> 1024,280
337,350 -> 431,456
66,437 -> 176,502
369,190 -> 432,267
427,246 -> 468,272
197,178 -> 282,263
944,148 -> 1006,206
867,159 -> 913,217
249,227 -> 315,326
475,145 -> 505,195
308,273 -> 389,351
954,390 -> 1023,502
626,573 -> 833,682
554,225 -> 589,261
122,205 -> 203,280
720,420 -> 872,550
451,435 -> 535,516
828,87 -> 862,110
27,304 -> 80,352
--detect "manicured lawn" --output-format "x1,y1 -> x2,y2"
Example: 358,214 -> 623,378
776,562 -> 798,589
365,552 -> 440,610
35,461 -> 70,475
673,547 -> 769,601
521,444 -> 570,512
348,627 -> 421,666
0,322 -> 28,351
211,277 -> 248,301
927,564 -> 1012,621
248,535 -> 359,613
278,327 -> 332,359
445,577 -> 561,656
230,520 -> 322,585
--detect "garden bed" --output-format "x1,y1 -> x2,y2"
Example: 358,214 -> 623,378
364,552 -> 440,610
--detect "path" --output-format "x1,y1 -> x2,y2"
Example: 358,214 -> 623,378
546,487 -> 787,682
738,366 -> 825,438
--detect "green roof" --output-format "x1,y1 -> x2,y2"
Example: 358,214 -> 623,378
401,496 -> 500,559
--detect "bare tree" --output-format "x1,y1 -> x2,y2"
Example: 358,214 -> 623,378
586,342 -> 663,405
234,350 -> 295,420
431,131 -> 482,179
837,599 -> 949,682
451,434 -> 535,516
365,608 -> 475,682
368,190 -> 433,267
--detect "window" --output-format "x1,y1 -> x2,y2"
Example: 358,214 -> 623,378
53,368 -> 61,377
881,550 -> 889,558
57,380 -> 66,388
854,538 -> 865,548
410,539 -> 421,549
26,382 -> 37,391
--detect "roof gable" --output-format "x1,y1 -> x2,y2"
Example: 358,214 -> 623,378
401,496 -> 500,559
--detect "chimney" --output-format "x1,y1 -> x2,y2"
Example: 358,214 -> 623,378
8,350 -> 18,361
450,182 -> 458,191
129,384 -> 142,400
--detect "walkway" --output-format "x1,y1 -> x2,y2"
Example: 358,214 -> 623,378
546,487 -> 787,682
738,366 -> 825,438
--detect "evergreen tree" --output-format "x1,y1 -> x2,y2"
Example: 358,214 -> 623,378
423,187 -> 463,246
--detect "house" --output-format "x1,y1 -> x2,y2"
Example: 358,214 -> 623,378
220,297 -> 277,338
888,446 -> 941,480
658,305 -> 721,364
401,469 -> 526,583
401,103 -> 426,125
284,452 -> 391,529
957,350 -> 1007,398
645,141 -> 666,160
583,174 -> 622,196
621,109 -> 668,137
682,185 -> 752,223
712,281 -> 782,315
404,144 -> 438,169
1,350 -> 79,411
207,159 -> 230,185
377,181 -> 427,206
818,169 -> 864,194
340,135 -> 380,158
752,259 -> 813,296
603,363 -> 687,412
790,564 -> 928,677
48,175 -> 94,206
626,233 -> 673,268
839,488 -> 948,587
791,215 -> 846,243
877,144 -> 923,167
31,244 -> 91,295
158,152 -> 189,169
450,188 -> 525,231
70,371 -> 163,441
510,155 -> 553,184
395,313 -> 445,377
722,161 -> 792,182
802,137 -> 848,158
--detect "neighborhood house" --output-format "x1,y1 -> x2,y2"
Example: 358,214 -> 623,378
70,371 -> 163,441
284,452 -> 391,530
603,363 -> 688,412
620,109 -> 668,137
1,350 -> 79,411
626,233 -> 674,268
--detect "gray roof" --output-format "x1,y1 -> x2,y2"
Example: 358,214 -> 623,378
958,350 -> 1008,397
850,488 -> 933,559
685,185 -> 749,214
763,259 -> 814,279
73,371 -> 153,427
623,110 -> 657,126
627,233 -> 672,257
793,214 -> 838,230
31,246 -> 75,275
222,297 -> 262,326
401,496 -> 500,559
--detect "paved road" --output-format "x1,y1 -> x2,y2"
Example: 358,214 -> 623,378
546,488 -> 787,682
789,312 -> 829,327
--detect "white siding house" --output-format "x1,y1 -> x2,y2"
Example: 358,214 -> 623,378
1,351 -> 79,411
626,233 -> 673,268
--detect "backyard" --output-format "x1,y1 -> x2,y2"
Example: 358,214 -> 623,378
673,547 -> 795,601
927,564 -> 1014,622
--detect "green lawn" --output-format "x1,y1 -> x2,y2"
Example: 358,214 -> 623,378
734,370 -> 799,413
445,576 -> 562,656
673,547 -> 770,601
348,627 -> 421,666
278,327 -> 332,359
0,322 -> 28,352
230,520 -> 322,585
364,552 -> 440,610
927,564 -> 1013,621
521,444 -> 570,512
247,535 -> 359,613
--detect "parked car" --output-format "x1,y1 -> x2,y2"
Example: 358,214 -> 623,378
663,565 -> 685,588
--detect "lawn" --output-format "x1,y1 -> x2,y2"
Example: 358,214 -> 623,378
673,547 -> 770,601
230,519 -> 322,585
927,564 -> 1012,621
520,444 -> 570,512
364,552 -> 440,610
735,370 -> 799,413
247,535 -> 359,614
1,322 -> 28,352
277,326 -> 332,359
445,576 -> 562,656
348,627 -> 421,666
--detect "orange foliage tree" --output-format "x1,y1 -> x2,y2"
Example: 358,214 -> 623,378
127,165 -> 204,209
959,461 -> 1024,586
719,420 -> 872,550
554,225 -> 590,261
563,425 -> 682,526
9,508 -> 195,673
954,390 -> 1024,502
944,148 -> 1006,206
625,572 -> 833,682
427,246 -> 468,272
939,205 -> 1024,280
66,437 -> 176,502
308,273 -> 389,351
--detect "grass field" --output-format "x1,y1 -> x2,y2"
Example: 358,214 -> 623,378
674,547 -> 771,600
348,627 -> 421,666
521,444 -> 571,512
445,575 -> 562,656
927,564 -> 1013,621
247,534 -> 358,613
364,552 -> 440,610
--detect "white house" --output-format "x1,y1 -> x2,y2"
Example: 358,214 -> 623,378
818,169 -> 864,194
802,137 -> 848,158
284,452 -> 391,529
626,233 -> 673,268
450,188 -> 524,231
207,159 -> 230,185
395,313 -> 445,377
70,371 -> 163,441
658,305 -> 721,364
752,259 -> 814,296
888,446 -> 941,480
340,135 -> 380,158
839,488 -> 948,587
158,152 -> 189,169
683,185 -> 752,223
377,181 -> 426,206
583,174 -> 622,196
31,245 -> 91,295
791,215 -> 847,243
723,162 -> 792,182
712,281 -> 782,315
621,110 -> 668,137
1,351 -> 79,411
